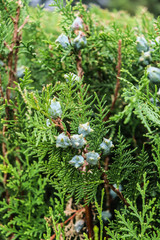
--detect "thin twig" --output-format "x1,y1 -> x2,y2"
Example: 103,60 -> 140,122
101,170 -> 130,207
76,50 -> 84,79
18,15 -> 29,33
103,157 -> 111,210
0,75 -> 4,99
104,39 -> 122,121
3,41 -> 12,51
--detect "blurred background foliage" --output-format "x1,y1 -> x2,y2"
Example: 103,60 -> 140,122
29,0 -> 160,17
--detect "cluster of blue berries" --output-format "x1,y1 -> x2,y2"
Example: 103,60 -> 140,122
56,16 -> 87,50
136,36 -> 160,83
47,98 -> 113,169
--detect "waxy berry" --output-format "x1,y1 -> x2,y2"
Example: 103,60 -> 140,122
46,119 -> 51,127
73,31 -> 87,50
55,133 -> 71,148
69,155 -> 84,168
136,36 -> 149,53
100,138 -> 113,155
71,16 -> 83,30
78,122 -> 93,137
102,210 -> 112,222
56,34 -> 70,49
64,72 -> 80,83
147,66 -> 160,83
86,151 -> 100,165
48,98 -> 62,119
139,51 -> 152,65
70,134 -> 87,149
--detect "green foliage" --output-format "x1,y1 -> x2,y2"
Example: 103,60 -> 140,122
0,0 -> 160,239
106,173 -> 160,239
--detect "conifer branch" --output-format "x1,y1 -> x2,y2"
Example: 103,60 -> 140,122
1,2 -> 29,238
2,0 -> 15,23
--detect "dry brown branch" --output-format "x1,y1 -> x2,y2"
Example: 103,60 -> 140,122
84,203 -> 94,239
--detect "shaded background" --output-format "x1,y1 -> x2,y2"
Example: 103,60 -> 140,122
29,0 -> 160,16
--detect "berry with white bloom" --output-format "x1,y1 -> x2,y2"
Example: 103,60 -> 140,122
136,36 -> 149,53
78,122 -> 93,137
86,151 -> 100,165
55,133 -> 71,148
64,72 -> 81,83
100,138 -> 113,155
46,119 -> 51,127
147,66 -> 160,83
157,88 -> 160,95
73,31 -> 87,50
139,51 -> 152,65
74,219 -> 85,232
70,134 -> 87,149
71,16 -> 83,30
48,98 -> 62,119
69,155 -> 84,168
102,210 -> 112,222
56,34 -> 70,49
